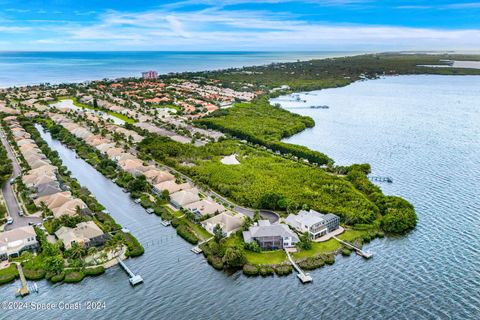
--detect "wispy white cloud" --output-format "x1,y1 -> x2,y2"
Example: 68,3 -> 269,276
1,3 -> 479,51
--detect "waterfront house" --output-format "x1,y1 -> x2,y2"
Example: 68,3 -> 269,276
201,211 -> 244,236
170,188 -> 201,208
51,199 -> 88,218
184,199 -> 226,217
143,169 -> 175,185
0,226 -> 38,260
55,221 -> 108,250
152,180 -> 192,195
285,210 -> 340,239
243,220 -> 299,250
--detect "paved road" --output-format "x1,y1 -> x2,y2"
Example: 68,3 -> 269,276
0,129 -> 42,230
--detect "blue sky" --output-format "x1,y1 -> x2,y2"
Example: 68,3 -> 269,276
1,0 -> 480,51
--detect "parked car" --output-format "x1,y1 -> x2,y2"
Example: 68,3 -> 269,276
42,216 -> 53,222
6,217 -> 13,224
18,209 -> 24,216
28,221 -> 36,226
9,178 -> 15,185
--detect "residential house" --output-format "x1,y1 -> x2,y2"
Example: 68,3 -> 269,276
184,199 -> 226,217
201,211 -> 244,236
285,210 -> 340,239
0,226 -> 38,260
243,220 -> 299,250
153,180 -> 191,195
170,188 -> 201,208
55,221 -> 108,250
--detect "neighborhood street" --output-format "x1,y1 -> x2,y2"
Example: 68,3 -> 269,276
0,129 -> 42,230
150,160 -> 279,223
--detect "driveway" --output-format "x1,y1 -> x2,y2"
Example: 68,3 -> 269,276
0,129 -> 42,230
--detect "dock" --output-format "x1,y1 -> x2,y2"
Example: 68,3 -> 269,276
191,237 -> 213,254
117,258 -> 143,286
284,249 -> 312,284
368,176 -> 393,183
15,263 -> 29,297
161,220 -> 171,227
333,236 -> 373,259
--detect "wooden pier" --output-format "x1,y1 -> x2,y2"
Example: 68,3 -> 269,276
368,176 -> 393,183
117,258 -> 143,286
284,249 -> 312,283
333,237 -> 373,259
15,263 -> 29,297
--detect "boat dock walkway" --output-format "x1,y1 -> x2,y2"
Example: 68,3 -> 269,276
284,249 -> 312,283
161,220 -> 171,227
333,236 -> 373,259
117,258 -> 143,286
15,263 -> 29,297
191,237 -> 213,254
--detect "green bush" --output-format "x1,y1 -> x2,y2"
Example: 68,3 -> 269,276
274,264 -> 293,276
298,256 -> 325,270
176,224 -> 199,244
0,265 -> 18,284
23,268 -> 46,281
242,264 -> 259,276
207,255 -> 224,270
84,266 -> 105,277
50,273 -> 65,283
63,270 -> 85,283
258,266 -> 274,276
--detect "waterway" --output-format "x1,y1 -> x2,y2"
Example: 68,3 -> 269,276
1,75 -> 479,319
273,75 -> 480,319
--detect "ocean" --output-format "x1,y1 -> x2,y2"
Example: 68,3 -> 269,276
0,51 -> 358,88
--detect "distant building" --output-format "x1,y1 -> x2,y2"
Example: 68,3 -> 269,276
142,71 -> 158,80
0,226 -> 38,260
243,220 -> 299,250
285,210 -> 340,240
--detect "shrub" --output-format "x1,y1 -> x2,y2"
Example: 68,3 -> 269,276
242,264 -> 259,276
207,255 -> 224,270
50,273 -> 65,283
258,266 -> 274,276
63,270 -> 85,283
341,248 -> 352,256
176,224 -> 199,244
84,266 -> 105,277
274,264 -> 293,276
23,268 -> 46,281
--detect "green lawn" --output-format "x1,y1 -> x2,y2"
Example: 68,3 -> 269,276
176,217 -> 212,241
0,264 -> 19,284
337,229 -> 369,242
292,239 -> 341,259
245,250 -> 287,265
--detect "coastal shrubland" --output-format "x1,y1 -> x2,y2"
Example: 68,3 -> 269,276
195,97 -> 332,165
139,137 -> 379,225
182,53 -> 480,92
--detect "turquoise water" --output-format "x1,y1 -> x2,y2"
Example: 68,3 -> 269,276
0,51 -> 356,87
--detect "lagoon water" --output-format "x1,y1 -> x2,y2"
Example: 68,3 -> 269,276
1,75 -> 479,320
0,51 -> 355,88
